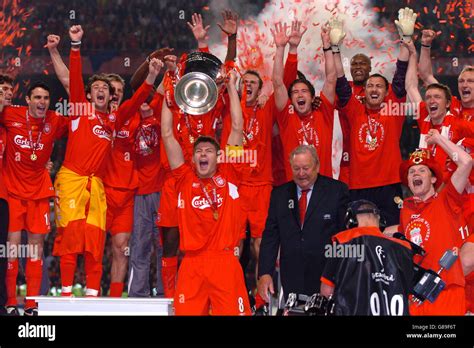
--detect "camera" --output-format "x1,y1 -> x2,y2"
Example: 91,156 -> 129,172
283,293 -> 334,316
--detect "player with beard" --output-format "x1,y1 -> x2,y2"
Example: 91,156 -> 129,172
0,81 -> 68,315
52,25 -> 162,298
399,131 -> 472,315
272,21 -> 337,181
331,8 -> 415,227
161,68 -> 250,315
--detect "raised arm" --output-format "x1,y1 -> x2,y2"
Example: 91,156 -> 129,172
117,58 -> 163,126
161,101 -> 184,170
327,17 -> 345,77
271,22 -> 290,112
320,24 -> 337,104
426,129 -> 472,194
403,40 -> 423,104
418,29 -> 439,86
156,55 -> 177,96
280,20 -> 306,90
392,7 -> 417,99
45,35 -> 70,95
328,18 -> 352,107
217,9 -> 238,62
68,25 -> 87,105
129,47 -> 174,91
187,13 -> 210,50
225,70 -> 243,146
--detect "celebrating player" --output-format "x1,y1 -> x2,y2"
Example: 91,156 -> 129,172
52,25 -> 161,298
399,131 -> 472,315
272,20 -> 337,181
161,68 -> 250,315
0,81 -> 67,315
332,8 -> 415,226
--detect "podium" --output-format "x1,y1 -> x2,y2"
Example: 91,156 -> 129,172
28,296 -> 174,316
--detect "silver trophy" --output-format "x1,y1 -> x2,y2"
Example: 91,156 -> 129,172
174,51 -> 224,115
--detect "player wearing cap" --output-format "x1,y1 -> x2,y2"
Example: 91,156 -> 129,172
399,130 -> 472,315
161,69 -> 250,315
320,200 -> 413,315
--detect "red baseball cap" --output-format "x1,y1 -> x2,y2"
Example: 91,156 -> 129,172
399,149 -> 444,189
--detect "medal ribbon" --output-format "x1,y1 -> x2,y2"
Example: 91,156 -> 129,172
243,104 -> 258,145
198,179 -> 219,218
299,115 -> 314,146
25,110 -> 46,160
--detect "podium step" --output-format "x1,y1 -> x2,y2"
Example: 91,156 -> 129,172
27,296 -> 174,316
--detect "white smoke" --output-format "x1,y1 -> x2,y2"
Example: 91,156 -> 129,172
207,0 -> 400,93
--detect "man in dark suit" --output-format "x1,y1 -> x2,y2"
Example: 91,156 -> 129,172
257,144 -> 349,304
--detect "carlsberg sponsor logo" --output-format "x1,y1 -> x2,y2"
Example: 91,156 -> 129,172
13,135 -> 44,150
18,323 -> 56,341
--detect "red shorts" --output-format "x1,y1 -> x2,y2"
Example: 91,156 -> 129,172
105,186 -> 135,235
156,176 -> 178,227
8,196 -> 51,234
174,251 -> 251,316
238,184 -> 272,239
409,285 -> 466,315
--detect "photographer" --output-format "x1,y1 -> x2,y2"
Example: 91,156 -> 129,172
320,200 -> 413,315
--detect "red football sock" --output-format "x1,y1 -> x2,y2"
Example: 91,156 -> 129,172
85,252 -> 102,296
25,258 -> 42,309
6,260 -> 19,306
109,282 -> 124,297
161,256 -> 178,298
60,254 -> 77,296
255,292 -> 267,308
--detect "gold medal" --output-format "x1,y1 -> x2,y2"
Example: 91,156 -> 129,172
189,135 -> 195,144
213,210 -> 219,220
30,153 -> 38,161
242,137 -> 247,146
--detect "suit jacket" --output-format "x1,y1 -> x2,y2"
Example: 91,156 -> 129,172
258,175 -> 349,298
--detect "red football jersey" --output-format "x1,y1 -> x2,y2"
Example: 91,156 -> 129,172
276,93 -> 335,180
400,181 -> 466,288
62,49 -> 153,176
1,105 -> 67,199
220,96 -> 275,185
340,93 -> 405,189
173,162 -> 243,252
135,94 -> 165,195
